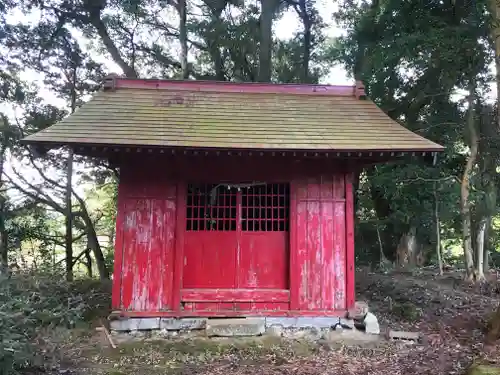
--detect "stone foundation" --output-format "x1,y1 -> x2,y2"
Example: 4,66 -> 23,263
110,310 -> 380,341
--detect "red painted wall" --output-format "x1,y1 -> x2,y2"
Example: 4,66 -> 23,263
112,155 -> 355,316
112,167 -> 178,312
291,175 -> 347,311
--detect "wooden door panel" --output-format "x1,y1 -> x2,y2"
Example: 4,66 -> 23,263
183,232 -> 238,288
120,198 -> 175,311
238,232 -> 288,289
294,176 -> 347,311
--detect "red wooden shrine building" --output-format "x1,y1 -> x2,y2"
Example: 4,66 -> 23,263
24,77 -> 443,318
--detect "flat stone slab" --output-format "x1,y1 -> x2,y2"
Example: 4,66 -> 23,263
265,317 -> 340,329
388,330 -> 421,341
206,318 -> 265,337
110,318 -> 160,331
325,329 -> 381,344
160,318 -> 207,331
281,326 -> 324,341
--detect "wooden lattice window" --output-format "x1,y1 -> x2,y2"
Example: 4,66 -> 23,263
186,184 -> 237,231
241,184 -> 289,232
186,183 -> 290,232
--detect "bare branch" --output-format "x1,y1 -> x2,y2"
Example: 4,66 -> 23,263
398,175 -> 461,185
24,148 -> 67,191
89,16 -> 138,78
4,166 -> 65,213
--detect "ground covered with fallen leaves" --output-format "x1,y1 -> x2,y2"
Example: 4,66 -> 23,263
37,268 -> 500,375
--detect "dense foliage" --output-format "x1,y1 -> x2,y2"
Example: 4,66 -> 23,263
0,272 -> 110,373
330,0 -> 500,277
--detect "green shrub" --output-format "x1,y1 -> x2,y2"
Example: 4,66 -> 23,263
391,301 -> 423,321
0,271 -> 111,374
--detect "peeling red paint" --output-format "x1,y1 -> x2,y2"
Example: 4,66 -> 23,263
116,171 -> 178,312
294,176 -> 347,311
112,160 -> 353,317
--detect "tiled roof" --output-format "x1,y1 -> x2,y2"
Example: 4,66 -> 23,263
22,78 -> 444,152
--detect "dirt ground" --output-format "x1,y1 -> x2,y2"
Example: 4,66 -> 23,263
38,268 -> 500,375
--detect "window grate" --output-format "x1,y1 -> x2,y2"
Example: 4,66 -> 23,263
186,183 -> 290,232
186,184 -> 237,231
241,184 -> 289,232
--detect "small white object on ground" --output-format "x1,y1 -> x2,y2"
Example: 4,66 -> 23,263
363,312 -> 380,335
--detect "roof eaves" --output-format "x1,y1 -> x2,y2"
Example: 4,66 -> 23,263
20,138 -> 445,153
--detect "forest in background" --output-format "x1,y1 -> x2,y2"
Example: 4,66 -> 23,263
1,0 -> 500,283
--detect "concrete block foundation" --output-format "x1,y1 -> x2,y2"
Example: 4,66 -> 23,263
109,302 -> 379,341
109,314 -> 381,342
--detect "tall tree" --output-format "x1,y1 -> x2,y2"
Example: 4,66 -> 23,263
461,82 -> 479,281
258,0 -> 279,82
0,115 -> 9,271
0,72 -> 26,272
1,0 -> 328,278
331,0 -> 492,267
178,0 -> 189,79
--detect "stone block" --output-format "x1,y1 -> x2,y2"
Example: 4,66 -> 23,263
265,317 -> 298,328
265,317 -> 339,329
129,330 -> 146,338
160,318 -> 207,330
283,327 -> 322,341
363,312 -> 380,335
206,318 -> 265,337
325,329 -> 380,344
266,324 -> 284,337
110,318 -> 160,331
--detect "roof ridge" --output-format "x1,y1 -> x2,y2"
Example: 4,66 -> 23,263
101,76 -> 366,98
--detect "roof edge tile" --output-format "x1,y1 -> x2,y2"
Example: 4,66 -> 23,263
102,77 -> 360,97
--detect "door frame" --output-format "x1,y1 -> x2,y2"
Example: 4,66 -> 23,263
176,182 -> 291,310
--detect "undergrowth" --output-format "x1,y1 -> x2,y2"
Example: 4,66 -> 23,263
0,271 -> 111,374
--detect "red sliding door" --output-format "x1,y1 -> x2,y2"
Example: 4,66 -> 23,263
181,183 -> 290,311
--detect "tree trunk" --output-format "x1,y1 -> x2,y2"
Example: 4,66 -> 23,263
396,225 -> 418,269
0,180 -> 7,273
476,217 -> 486,281
489,0 -> 500,133
487,0 -> 500,278
85,245 -> 93,278
481,176 -> 496,276
484,217 -> 492,274
75,194 -> 110,279
297,0 -> 311,82
258,0 -> 277,82
178,0 -> 189,79
461,83 -> 478,282
65,76 -> 77,281
87,222 -> 108,279
376,220 -> 384,264
65,148 -> 74,281
205,5 -> 226,81
368,167 -> 396,260
434,181 -> 443,275
353,0 -> 380,81
90,16 -> 138,78
0,117 -> 7,273
487,304 -> 500,343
